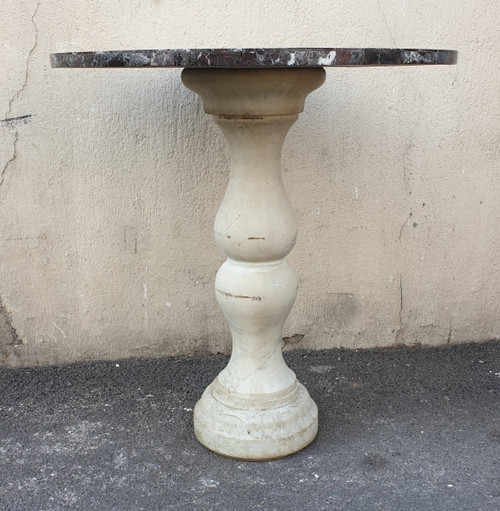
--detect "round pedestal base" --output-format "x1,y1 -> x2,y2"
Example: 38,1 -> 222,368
193,380 -> 318,460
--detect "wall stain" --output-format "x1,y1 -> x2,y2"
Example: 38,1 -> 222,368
124,225 -> 138,253
329,293 -> 360,328
0,115 -> 33,127
0,298 -> 25,360
283,333 -> 304,345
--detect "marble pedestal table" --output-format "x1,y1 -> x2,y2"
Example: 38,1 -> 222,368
51,48 -> 457,460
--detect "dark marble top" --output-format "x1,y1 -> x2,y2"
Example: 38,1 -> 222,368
50,48 -> 457,68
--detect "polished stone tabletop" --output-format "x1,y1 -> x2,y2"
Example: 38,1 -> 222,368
50,48 -> 457,68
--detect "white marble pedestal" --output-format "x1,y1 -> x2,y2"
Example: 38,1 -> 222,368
182,68 -> 325,459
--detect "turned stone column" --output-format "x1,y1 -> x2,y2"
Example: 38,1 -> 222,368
182,68 -> 325,460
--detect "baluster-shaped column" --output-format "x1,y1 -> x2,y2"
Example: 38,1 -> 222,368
182,68 -> 325,459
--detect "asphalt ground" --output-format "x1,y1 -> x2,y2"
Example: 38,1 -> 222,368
0,341 -> 499,510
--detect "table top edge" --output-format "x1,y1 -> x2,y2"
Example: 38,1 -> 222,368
50,48 -> 458,68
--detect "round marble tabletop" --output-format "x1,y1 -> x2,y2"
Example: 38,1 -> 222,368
50,48 -> 457,68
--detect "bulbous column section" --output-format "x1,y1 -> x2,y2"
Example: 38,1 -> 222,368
182,68 -> 325,460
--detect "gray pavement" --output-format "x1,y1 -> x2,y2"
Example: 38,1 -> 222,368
0,341 -> 499,510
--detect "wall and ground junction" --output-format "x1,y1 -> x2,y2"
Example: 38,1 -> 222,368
1,1 -> 499,366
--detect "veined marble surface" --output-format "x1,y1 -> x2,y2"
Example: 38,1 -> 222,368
50,47 -> 457,68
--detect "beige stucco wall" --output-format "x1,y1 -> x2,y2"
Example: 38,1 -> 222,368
1,0 -> 499,367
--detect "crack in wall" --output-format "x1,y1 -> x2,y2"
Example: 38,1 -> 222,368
0,132 -> 19,189
395,274 -> 404,343
1,2 -> 40,197
402,135 -> 414,193
6,1 -> 41,118
398,208 -> 413,242
376,0 -> 397,47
